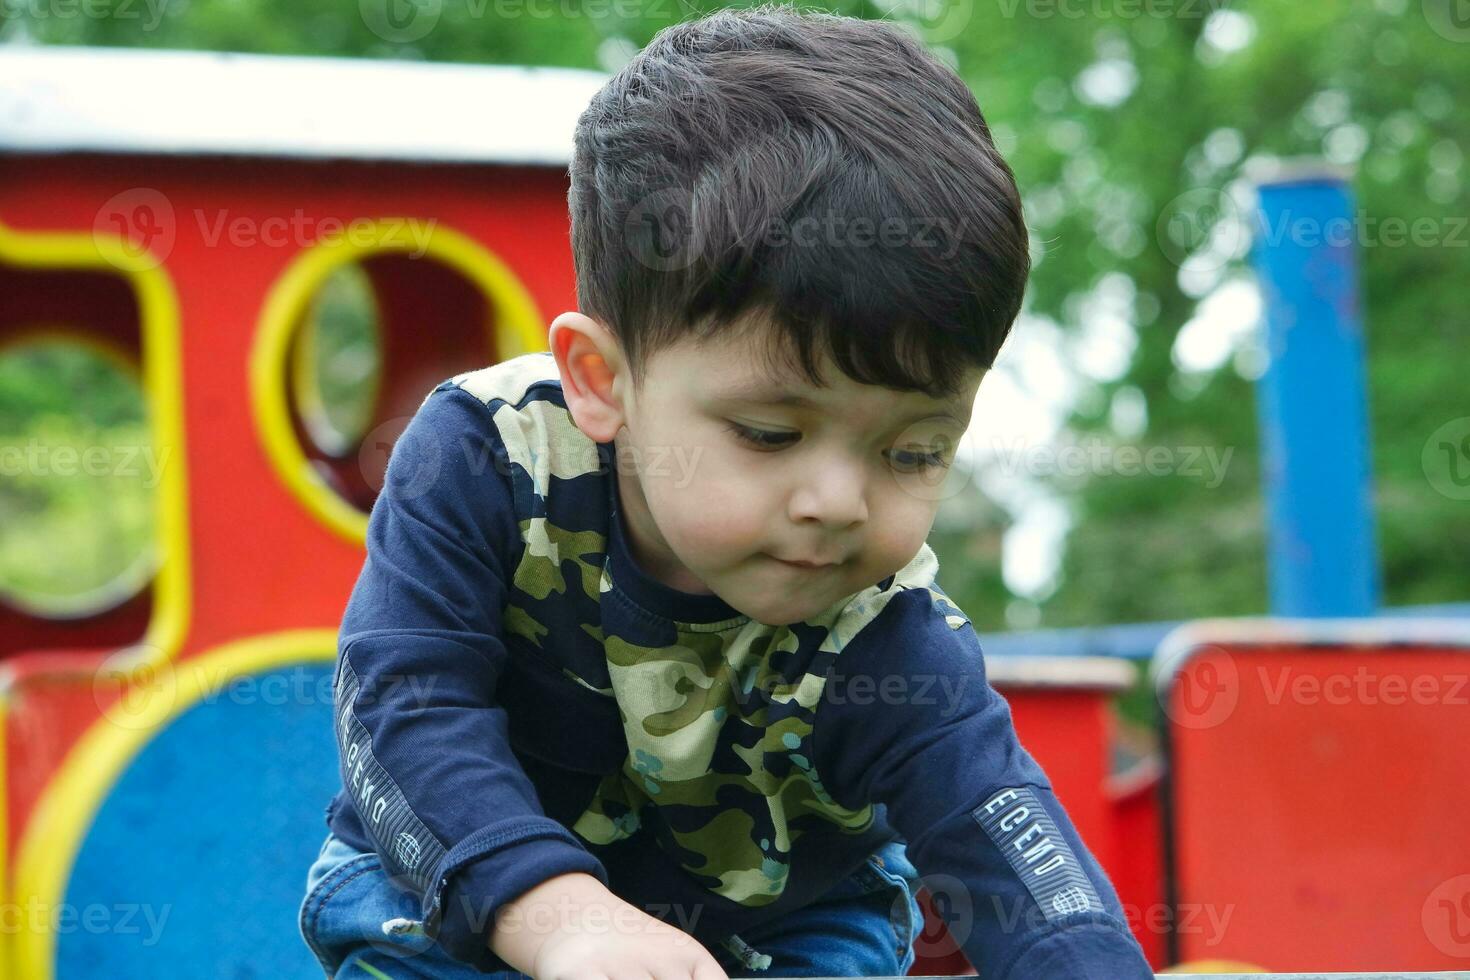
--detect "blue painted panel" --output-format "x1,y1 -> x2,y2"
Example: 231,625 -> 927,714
1251,174 -> 1381,617
58,662 -> 338,979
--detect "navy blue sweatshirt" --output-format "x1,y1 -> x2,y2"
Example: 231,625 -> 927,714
325,352 -> 1151,978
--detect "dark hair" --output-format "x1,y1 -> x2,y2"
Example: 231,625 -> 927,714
567,3 -> 1029,398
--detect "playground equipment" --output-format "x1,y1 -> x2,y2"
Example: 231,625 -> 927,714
0,46 -> 602,979
1,46 -> 1465,979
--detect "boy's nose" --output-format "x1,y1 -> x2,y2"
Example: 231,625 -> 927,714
787,463 -> 869,529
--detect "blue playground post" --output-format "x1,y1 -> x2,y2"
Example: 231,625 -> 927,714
1250,164 -> 1381,617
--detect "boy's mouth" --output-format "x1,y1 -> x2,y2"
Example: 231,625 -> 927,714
769,554 -> 842,570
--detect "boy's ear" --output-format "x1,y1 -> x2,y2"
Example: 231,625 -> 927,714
548,312 -> 627,443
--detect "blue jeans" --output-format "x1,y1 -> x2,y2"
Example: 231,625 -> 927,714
298,832 -> 925,978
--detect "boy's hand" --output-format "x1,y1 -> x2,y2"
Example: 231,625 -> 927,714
489,871 -> 729,980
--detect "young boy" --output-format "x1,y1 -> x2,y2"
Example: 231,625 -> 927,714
299,5 -> 1153,978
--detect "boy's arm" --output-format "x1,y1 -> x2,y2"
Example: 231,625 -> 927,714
332,385 -> 609,971
809,588 -> 1152,980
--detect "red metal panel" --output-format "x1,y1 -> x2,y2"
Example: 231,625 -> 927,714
1163,633 -> 1470,970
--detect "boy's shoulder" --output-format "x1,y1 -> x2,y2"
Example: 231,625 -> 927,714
442,350 -> 564,410
426,351 -> 605,486
819,543 -> 973,657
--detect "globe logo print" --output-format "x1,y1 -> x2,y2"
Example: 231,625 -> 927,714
1051,886 -> 1093,915
394,832 -> 422,871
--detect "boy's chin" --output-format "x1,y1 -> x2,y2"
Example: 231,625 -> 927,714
724,586 -> 847,628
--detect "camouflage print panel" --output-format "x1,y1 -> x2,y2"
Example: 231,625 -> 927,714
573,545 -> 946,907
447,353 -> 956,910
452,354 -> 618,693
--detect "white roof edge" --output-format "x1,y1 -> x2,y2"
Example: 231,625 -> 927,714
985,655 -> 1136,692
0,44 -> 609,164
1150,616 -> 1470,697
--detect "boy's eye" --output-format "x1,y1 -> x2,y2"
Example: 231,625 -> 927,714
727,422 -> 800,449
885,447 -> 951,473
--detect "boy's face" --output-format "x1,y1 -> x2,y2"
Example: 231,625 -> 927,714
610,325 -> 983,626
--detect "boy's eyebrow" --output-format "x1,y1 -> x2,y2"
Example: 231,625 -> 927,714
712,383 -> 970,425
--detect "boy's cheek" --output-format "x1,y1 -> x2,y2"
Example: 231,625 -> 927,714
658,451 -> 761,513
867,504 -> 934,569
668,502 -> 764,561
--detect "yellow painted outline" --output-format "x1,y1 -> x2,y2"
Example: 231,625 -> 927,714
250,221 -> 547,544
10,630 -> 336,980
0,222 -> 192,659
0,219 -> 192,979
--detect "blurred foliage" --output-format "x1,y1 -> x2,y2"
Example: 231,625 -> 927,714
295,262 -> 382,458
0,344 -> 157,612
1,0 -> 1465,649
